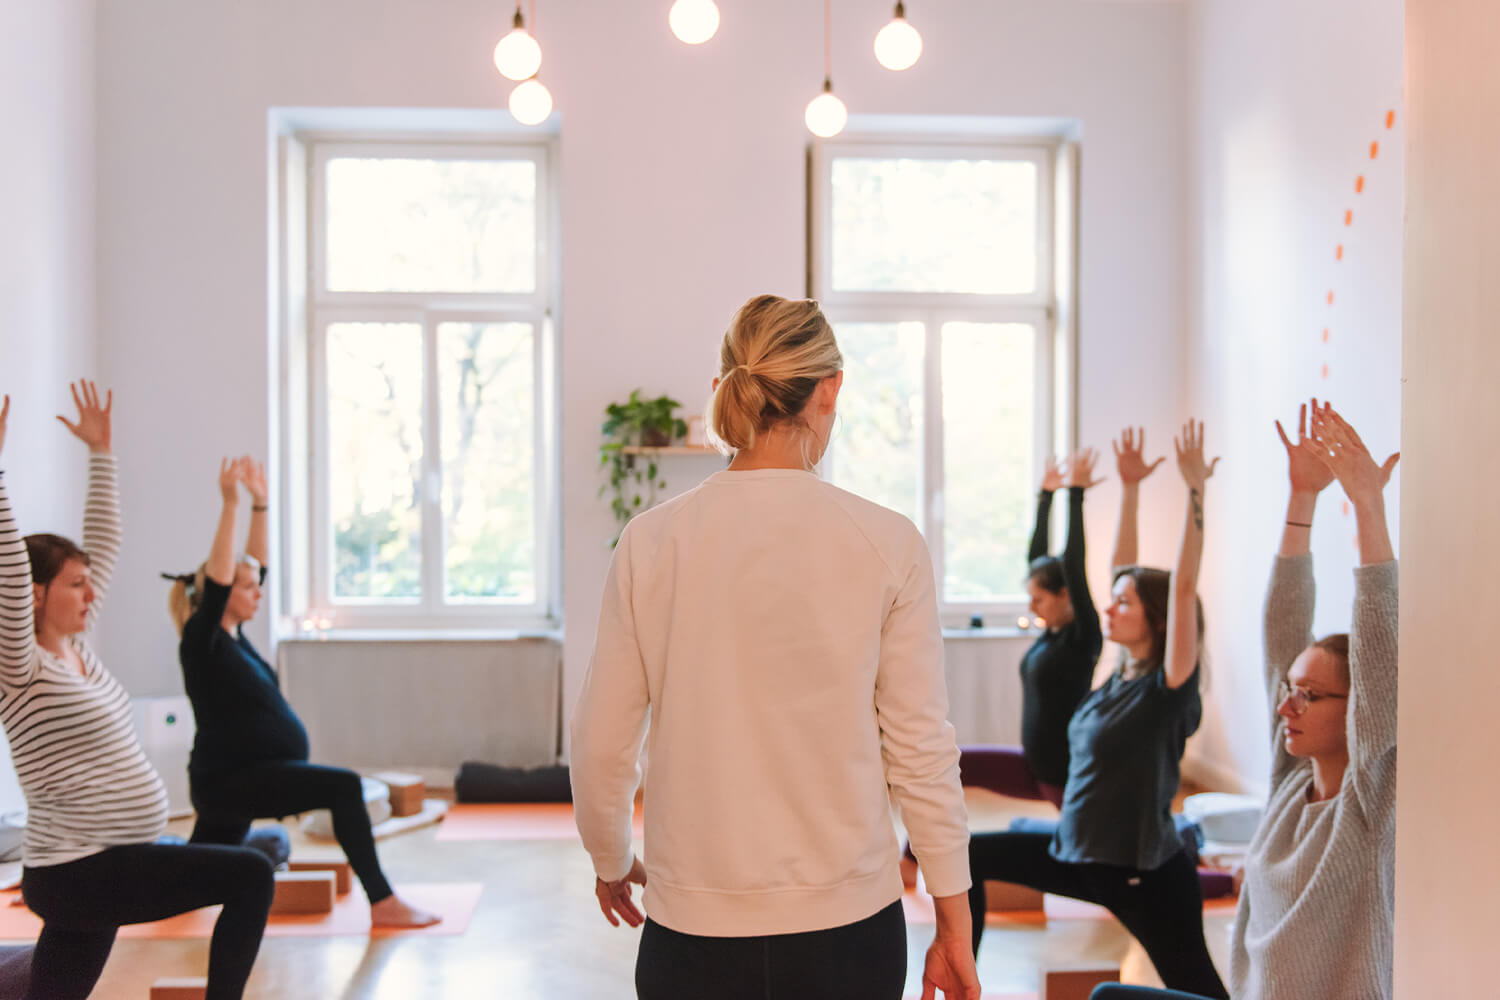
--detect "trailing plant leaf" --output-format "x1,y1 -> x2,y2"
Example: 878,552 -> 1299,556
598,388 -> 689,545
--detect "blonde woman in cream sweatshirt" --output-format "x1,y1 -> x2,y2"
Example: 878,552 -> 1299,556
571,295 -> 979,1000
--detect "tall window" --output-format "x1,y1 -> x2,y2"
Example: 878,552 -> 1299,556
297,139 -> 556,628
811,138 -> 1073,621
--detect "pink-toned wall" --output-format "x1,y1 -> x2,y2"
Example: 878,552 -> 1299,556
0,0 -> 97,816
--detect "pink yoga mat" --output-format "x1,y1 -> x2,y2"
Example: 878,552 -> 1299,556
0,882 -> 481,939
434,802 -> 643,842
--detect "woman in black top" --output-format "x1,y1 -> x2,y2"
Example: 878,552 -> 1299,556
166,457 -> 438,929
960,451 -> 1104,807
1014,449 -> 1104,803
965,424 -> 1227,999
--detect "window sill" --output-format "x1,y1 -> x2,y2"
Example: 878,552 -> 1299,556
276,627 -> 563,644
941,626 -> 1040,640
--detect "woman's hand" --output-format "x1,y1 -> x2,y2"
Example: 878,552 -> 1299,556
0,395 -> 9,459
219,457 -> 243,504
1174,419 -> 1220,491
921,934 -> 981,1000
1113,427 -> 1164,485
241,457 -> 268,506
1309,403 -> 1399,506
1040,455 -> 1064,492
1276,400 -> 1335,497
594,856 -> 647,928
1066,447 -> 1105,490
56,380 -> 112,454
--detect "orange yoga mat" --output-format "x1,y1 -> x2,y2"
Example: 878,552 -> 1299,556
434,802 -> 643,842
0,882 -> 481,940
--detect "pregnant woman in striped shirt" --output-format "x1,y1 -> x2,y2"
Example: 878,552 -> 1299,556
0,385 -> 273,1000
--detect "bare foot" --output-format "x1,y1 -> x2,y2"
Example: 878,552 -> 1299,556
370,894 -> 442,928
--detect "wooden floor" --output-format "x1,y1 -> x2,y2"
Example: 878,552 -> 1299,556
16,788 -> 1234,998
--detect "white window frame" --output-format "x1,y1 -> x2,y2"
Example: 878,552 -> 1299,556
288,134 -> 559,632
811,136 -> 1074,625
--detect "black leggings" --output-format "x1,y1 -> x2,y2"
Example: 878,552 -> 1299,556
190,761 -> 393,903
968,832 -> 1227,999
21,843 -> 273,1000
635,900 -> 906,1000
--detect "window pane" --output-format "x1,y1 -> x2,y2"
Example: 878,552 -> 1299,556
327,323 -> 424,601
942,322 -> 1035,603
325,157 -> 537,293
829,321 -> 924,525
438,322 -> 536,603
831,157 -> 1038,294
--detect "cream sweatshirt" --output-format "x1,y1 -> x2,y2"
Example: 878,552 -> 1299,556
571,468 -> 970,937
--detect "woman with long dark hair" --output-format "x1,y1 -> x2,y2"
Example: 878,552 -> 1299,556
965,421 -> 1228,999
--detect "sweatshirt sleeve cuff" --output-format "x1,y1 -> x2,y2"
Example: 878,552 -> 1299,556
592,851 -> 636,883
915,845 -> 972,898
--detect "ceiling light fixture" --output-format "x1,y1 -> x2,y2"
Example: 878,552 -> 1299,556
805,0 -> 848,138
669,0 -> 720,45
873,1 -> 922,71
509,77 -> 553,125
494,4 -> 543,81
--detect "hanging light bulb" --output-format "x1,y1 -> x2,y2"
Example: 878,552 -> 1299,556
494,6 -> 543,81
805,77 -> 848,138
669,0 -> 720,45
509,78 -> 553,126
874,1 -> 922,71
806,0 -> 847,138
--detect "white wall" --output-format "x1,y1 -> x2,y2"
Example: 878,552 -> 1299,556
1185,0 -> 1404,793
93,0 -> 1193,753
0,0 -> 97,816
1394,0 -> 1500,991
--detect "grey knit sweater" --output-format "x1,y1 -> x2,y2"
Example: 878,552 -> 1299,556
1230,555 -> 1397,1000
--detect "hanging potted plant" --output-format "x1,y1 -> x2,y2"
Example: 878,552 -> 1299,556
598,390 -> 689,543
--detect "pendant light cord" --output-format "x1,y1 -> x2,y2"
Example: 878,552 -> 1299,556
824,0 -> 832,85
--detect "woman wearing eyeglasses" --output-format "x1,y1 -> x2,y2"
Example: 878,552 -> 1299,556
1091,400 -> 1399,1000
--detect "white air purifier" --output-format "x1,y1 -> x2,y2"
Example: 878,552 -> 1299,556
132,696 -> 196,819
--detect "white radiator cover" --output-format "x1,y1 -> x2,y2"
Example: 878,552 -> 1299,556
132,695 -> 196,818
277,636 -> 562,782
941,634 -> 1031,747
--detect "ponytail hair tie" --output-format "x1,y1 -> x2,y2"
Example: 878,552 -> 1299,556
160,571 -> 198,598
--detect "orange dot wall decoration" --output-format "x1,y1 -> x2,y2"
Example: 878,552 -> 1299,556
1321,109 -> 1400,528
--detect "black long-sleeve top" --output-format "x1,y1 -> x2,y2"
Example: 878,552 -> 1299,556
1018,487 -> 1103,787
179,566 -> 309,776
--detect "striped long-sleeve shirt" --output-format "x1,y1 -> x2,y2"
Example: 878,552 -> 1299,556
0,455 -> 168,868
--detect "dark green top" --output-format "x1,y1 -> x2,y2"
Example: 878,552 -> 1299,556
1050,661 -> 1202,870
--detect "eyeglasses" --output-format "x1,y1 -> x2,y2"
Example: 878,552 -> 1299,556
1277,679 -> 1348,717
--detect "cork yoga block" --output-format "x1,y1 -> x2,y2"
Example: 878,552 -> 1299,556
986,879 -> 1046,912
374,771 -> 425,818
287,859 -> 353,895
1042,966 -> 1121,1000
150,978 -> 207,1000
270,870 -> 337,915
